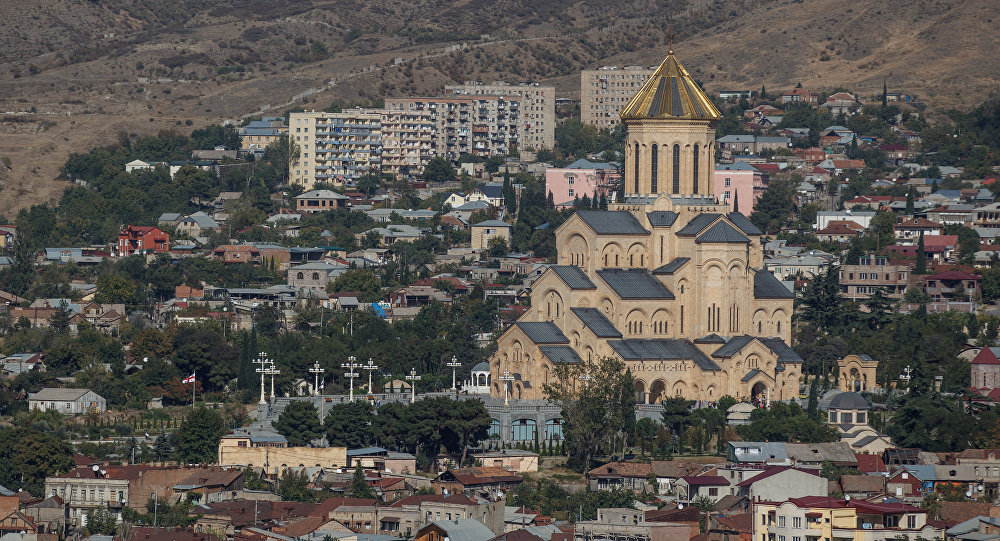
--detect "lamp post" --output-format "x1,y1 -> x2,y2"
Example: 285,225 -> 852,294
342,355 -> 361,402
309,362 -> 326,397
447,355 -> 462,394
499,368 -> 515,407
266,362 -> 280,401
405,367 -> 421,404
362,358 -> 379,396
254,352 -> 269,405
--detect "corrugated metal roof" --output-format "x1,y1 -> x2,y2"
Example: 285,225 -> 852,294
575,210 -> 649,235
608,339 -> 720,370
696,221 -> 751,244
427,519 -> 495,541
653,257 -> 690,275
515,322 -> 569,344
693,333 -> 727,344
571,307 -> 622,338
597,269 -> 675,299
647,211 -> 679,227
741,368 -> 764,382
538,345 -> 583,365
754,269 -> 794,299
550,266 -> 597,289
759,337 -> 804,365
676,213 -> 723,236
713,336 -> 756,358
728,212 -> 762,235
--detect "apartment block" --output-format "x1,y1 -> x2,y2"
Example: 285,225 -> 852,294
754,496 -> 937,541
381,108 -> 434,179
581,66 -> 655,129
386,96 -> 522,160
839,256 -> 911,301
288,110 -> 382,188
446,81 -> 555,150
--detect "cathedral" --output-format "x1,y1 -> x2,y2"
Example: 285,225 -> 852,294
488,48 -> 803,405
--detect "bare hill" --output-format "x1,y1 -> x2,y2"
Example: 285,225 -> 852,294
0,0 -> 996,216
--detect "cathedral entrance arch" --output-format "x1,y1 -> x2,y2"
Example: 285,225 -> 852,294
649,380 -> 667,404
751,382 -> 767,406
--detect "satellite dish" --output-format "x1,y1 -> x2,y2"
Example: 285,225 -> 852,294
143,357 -> 149,363
678,504 -> 684,509
92,465 -> 100,472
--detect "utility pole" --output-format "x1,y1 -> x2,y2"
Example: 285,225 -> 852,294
405,367 -> 421,404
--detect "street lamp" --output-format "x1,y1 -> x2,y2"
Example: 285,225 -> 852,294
405,367 -> 421,404
447,355 -> 462,393
253,352 -> 269,405
499,368 -> 515,407
266,361 -> 280,401
342,355 -> 361,402
309,361 -> 326,397
362,358 -> 379,396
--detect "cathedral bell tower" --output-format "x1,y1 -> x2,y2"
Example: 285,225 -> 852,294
621,43 -> 720,198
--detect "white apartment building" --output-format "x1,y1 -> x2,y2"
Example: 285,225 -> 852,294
289,109 -> 383,188
385,96 -> 523,161
580,66 -> 655,129
446,81 -> 555,150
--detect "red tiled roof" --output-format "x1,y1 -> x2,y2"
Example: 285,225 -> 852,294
817,221 -> 865,235
714,513 -> 753,533
681,475 -> 729,486
926,270 -> 980,281
896,217 -> 942,228
736,466 -> 821,487
587,462 -> 653,478
854,453 -> 887,473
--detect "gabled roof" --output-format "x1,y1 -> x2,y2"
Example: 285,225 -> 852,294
754,269 -> 794,299
472,219 -> 512,228
696,221 -> 751,244
538,345 -> 582,365
620,51 -> 721,120
515,322 -> 569,344
681,475 -> 730,486
676,213 -> 723,236
575,210 -> 649,235
693,334 -> 727,344
609,339 -> 721,370
571,307 -> 622,338
653,257 -> 690,275
647,211 -> 679,227
736,466 -> 822,487
28,388 -> 96,401
597,269 -> 675,299
587,461 -> 653,479
550,266 -> 596,289
728,212 -> 762,235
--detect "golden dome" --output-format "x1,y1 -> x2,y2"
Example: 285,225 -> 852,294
620,50 -> 720,121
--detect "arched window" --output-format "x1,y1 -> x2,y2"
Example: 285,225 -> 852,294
297,272 -> 304,280
650,144 -> 658,193
634,143 -> 640,193
693,144 -> 700,193
672,144 -> 680,193
312,273 -> 320,280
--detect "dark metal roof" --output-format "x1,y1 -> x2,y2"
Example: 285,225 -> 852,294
515,321 -> 569,344
753,269 -> 794,299
538,345 -> 583,365
571,307 -> 622,338
693,333 -> 727,344
741,369 -> 764,382
759,337 -> 804,365
550,265 -> 597,289
828,391 -> 869,410
712,336 -> 756,358
653,257 -> 690,275
597,269 -> 675,299
609,339 -> 720,370
676,213 -> 723,236
696,221 -> 751,244
575,210 -> 649,235
728,212 -> 763,235
647,211 -> 679,227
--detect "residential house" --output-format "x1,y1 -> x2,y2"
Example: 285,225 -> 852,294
117,225 -> 169,256
431,468 -> 522,496
470,450 -> 537,474
471,220 -> 513,251
839,256 -> 910,300
544,159 -> 621,206
28,388 -> 105,415
727,442 -> 791,466
238,117 -> 288,155
735,467 -> 828,501
389,286 -> 452,309
765,254 -> 832,280
213,245 -> 262,265
815,211 -> 875,231
840,475 -> 886,500
157,213 -> 183,227
781,88 -> 820,105
825,391 -> 893,454
675,475 -> 731,503
125,159 -> 156,173
784,442 -> 858,468
346,447 -> 418,474
894,218 -> 944,245
714,162 -> 768,216
295,190 -> 350,214
466,184 -> 505,208
924,271 -> 980,302
793,147 -> 827,164
586,462 -> 653,493
574,508 -> 689,541
359,225 -> 424,246
926,205 -> 975,225
414,519 -> 494,541
753,497 -> 938,541
288,262 -> 348,293
176,212 -> 220,237
820,92 -> 863,115
444,193 -> 468,208
716,135 -> 756,155
816,220 -> 865,243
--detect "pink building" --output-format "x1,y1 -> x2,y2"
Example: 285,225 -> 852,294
714,162 -> 769,217
545,158 -> 621,208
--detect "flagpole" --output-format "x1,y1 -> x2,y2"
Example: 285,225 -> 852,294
192,370 -> 196,409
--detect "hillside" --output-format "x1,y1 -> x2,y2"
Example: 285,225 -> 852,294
0,0 -> 997,217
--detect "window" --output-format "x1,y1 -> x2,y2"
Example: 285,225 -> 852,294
793,517 -> 802,528
840,412 -> 853,423
568,176 -> 574,185
709,487 -> 718,496
651,144 -> 658,193
568,189 -> 574,197
856,412 -> 866,424
725,177 -> 732,187
829,411 -> 837,422
693,144 -> 699,193
672,144 -> 680,193
778,516 -> 786,527
634,143 -> 640,193
907,515 -> 917,529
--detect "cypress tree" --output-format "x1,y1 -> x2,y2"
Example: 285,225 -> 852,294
905,187 -> 915,215
546,191 -> 555,210
733,192 -> 740,215
882,80 -> 888,108
760,85 -> 766,99
915,232 -> 927,274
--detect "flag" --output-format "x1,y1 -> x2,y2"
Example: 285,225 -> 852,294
182,373 -> 195,384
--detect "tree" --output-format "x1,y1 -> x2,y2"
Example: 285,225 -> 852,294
329,268 -> 382,302
749,178 -> 794,233
50,300 -> 72,333
278,469 -> 316,502
735,402 -> 839,443
356,173 -> 381,196
325,401 -> 376,448
274,401 -> 323,446
502,171 -> 517,216
153,433 -> 173,461
905,186 -> 915,215
95,273 -> 138,304
915,232 -> 927,274
544,356 -> 635,472
487,236 -> 509,258
263,134 -> 299,185
423,157 -> 456,183
3,430 -> 74,496
350,465 -> 377,499
634,417 -> 658,456
174,408 -> 225,464
882,81 -> 888,108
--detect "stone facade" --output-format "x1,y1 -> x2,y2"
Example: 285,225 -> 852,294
488,49 -> 800,406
